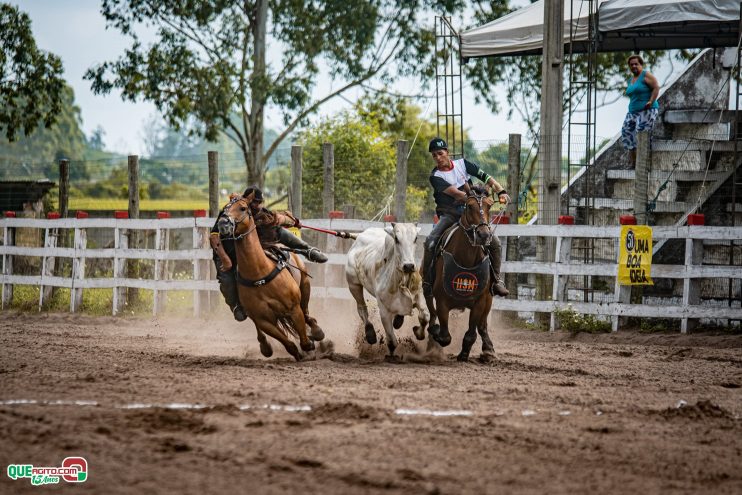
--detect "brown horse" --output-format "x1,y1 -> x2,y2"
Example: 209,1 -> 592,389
424,185 -> 497,362
217,192 -> 324,361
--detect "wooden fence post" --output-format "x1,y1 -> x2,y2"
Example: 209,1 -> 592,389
208,151 -> 219,218
550,234 -> 572,331
39,224 -> 58,308
681,235 -> 703,333
1,225 -> 15,308
127,156 -> 140,304
321,143 -> 334,252
506,134 -> 521,300
59,159 -> 69,219
395,140 -> 409,222
634,131 -> 650,225
290,145 -> 303,218
153,223 -> 170,315
70,225 -> 87,313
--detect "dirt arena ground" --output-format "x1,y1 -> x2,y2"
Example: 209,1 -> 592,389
0,304 -> 741,494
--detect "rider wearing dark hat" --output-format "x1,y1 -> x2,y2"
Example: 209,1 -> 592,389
422,137 -> 510,297
210,185 -> 328,321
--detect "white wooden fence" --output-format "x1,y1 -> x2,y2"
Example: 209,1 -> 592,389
2,217 -> 741,332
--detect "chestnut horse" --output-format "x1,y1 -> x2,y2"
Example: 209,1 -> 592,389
424,185 -> 497,362
217,192 -> 324,360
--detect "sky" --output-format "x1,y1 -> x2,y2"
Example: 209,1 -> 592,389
14,0 -> 631,157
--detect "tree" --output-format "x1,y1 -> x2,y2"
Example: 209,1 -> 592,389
0,84 -> 89,180
300,114 -> 395,219
0,3 -> 65,141
85,0 -> 452,189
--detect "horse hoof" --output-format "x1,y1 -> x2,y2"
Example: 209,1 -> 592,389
478,351 -> 496,363
310,327 -> 325,341
412,325 -> 426,341
364,323 -> 377,345
301,340 -> 315,352
457,353 -> 470,362
429,325 -> 451,347
393,315 -> 404,329
259,341 -> 273,358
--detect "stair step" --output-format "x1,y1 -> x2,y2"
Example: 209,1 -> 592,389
606,170 -> 729,181
653,139 -> 737,152
664,110 -> 737,124
570,198 -> 689,212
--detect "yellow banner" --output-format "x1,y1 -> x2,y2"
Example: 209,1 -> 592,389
618,225 -> 654,285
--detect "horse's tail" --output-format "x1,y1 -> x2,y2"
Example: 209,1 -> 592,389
277,316 -> 300,339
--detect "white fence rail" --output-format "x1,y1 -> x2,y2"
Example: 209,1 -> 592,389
2,218 -> 741,332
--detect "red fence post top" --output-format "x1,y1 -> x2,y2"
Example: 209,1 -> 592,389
46,212 -> 61,219
75,211 -> 89,219
491,214 -> 510,224
619,215 -> 637,225
558,215 -> 574,225
3,211 -> 16,218
156,211 -> 171,219
114,211 -> 129,219
193,209 -> 207,218
687,213 -> 705,226
383,214 -> 396,222
328,210 -> 345,219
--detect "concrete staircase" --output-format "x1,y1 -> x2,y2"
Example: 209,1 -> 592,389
568,48 -> 740,229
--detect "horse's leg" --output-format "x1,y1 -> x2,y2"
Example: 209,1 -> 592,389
476,308 -> 495,361
458,310 -> 479,362
379,306 -> 399,360
255,318 -> 301,361
430,301 -> 452,347
256,328 -> 273,357
412,288 -> 430,341
349,281 -> 376,345
289,305 -> 314,353
299,270 -> 324,341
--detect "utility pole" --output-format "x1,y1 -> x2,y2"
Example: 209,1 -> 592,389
536,0 -> 564,327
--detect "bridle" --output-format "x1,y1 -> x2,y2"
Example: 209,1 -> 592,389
220,196 -> 257,241
458,192 -> 492,247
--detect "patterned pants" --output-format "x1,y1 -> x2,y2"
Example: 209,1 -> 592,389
621,107 -> 658,150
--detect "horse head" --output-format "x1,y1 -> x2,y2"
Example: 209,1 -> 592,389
217,192 -> 256,238
460,184 -> 494,246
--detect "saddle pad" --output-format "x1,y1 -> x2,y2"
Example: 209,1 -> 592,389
441,251 -> 490,300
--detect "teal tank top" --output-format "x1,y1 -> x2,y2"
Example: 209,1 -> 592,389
626,70 -> 659,114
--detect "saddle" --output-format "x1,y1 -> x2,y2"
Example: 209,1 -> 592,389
432,224 -> 495,299
235,245 -> 290,288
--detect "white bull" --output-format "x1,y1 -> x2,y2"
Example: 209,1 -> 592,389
345,223 -> 429,359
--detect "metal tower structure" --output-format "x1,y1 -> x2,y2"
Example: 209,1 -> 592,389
435,16 -> 465,159
566,0 -> 599,302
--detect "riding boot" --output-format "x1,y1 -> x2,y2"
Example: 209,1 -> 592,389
421,245 -> 435,297
279,228 -> 328,263
486,239 -> 509,297
217,268 -> 247,321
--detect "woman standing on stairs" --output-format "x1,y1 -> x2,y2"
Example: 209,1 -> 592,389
621,54 -> 660,167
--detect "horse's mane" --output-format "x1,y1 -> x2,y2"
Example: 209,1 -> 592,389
470,184 -> 488,197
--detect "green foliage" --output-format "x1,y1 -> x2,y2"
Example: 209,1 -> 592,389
555,305 -> 611,334
85,0 -> 449,188
0,85 -> 90,180
0,3 -> 65,141
300,115 -> 395,219
405,185 -> 429,222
